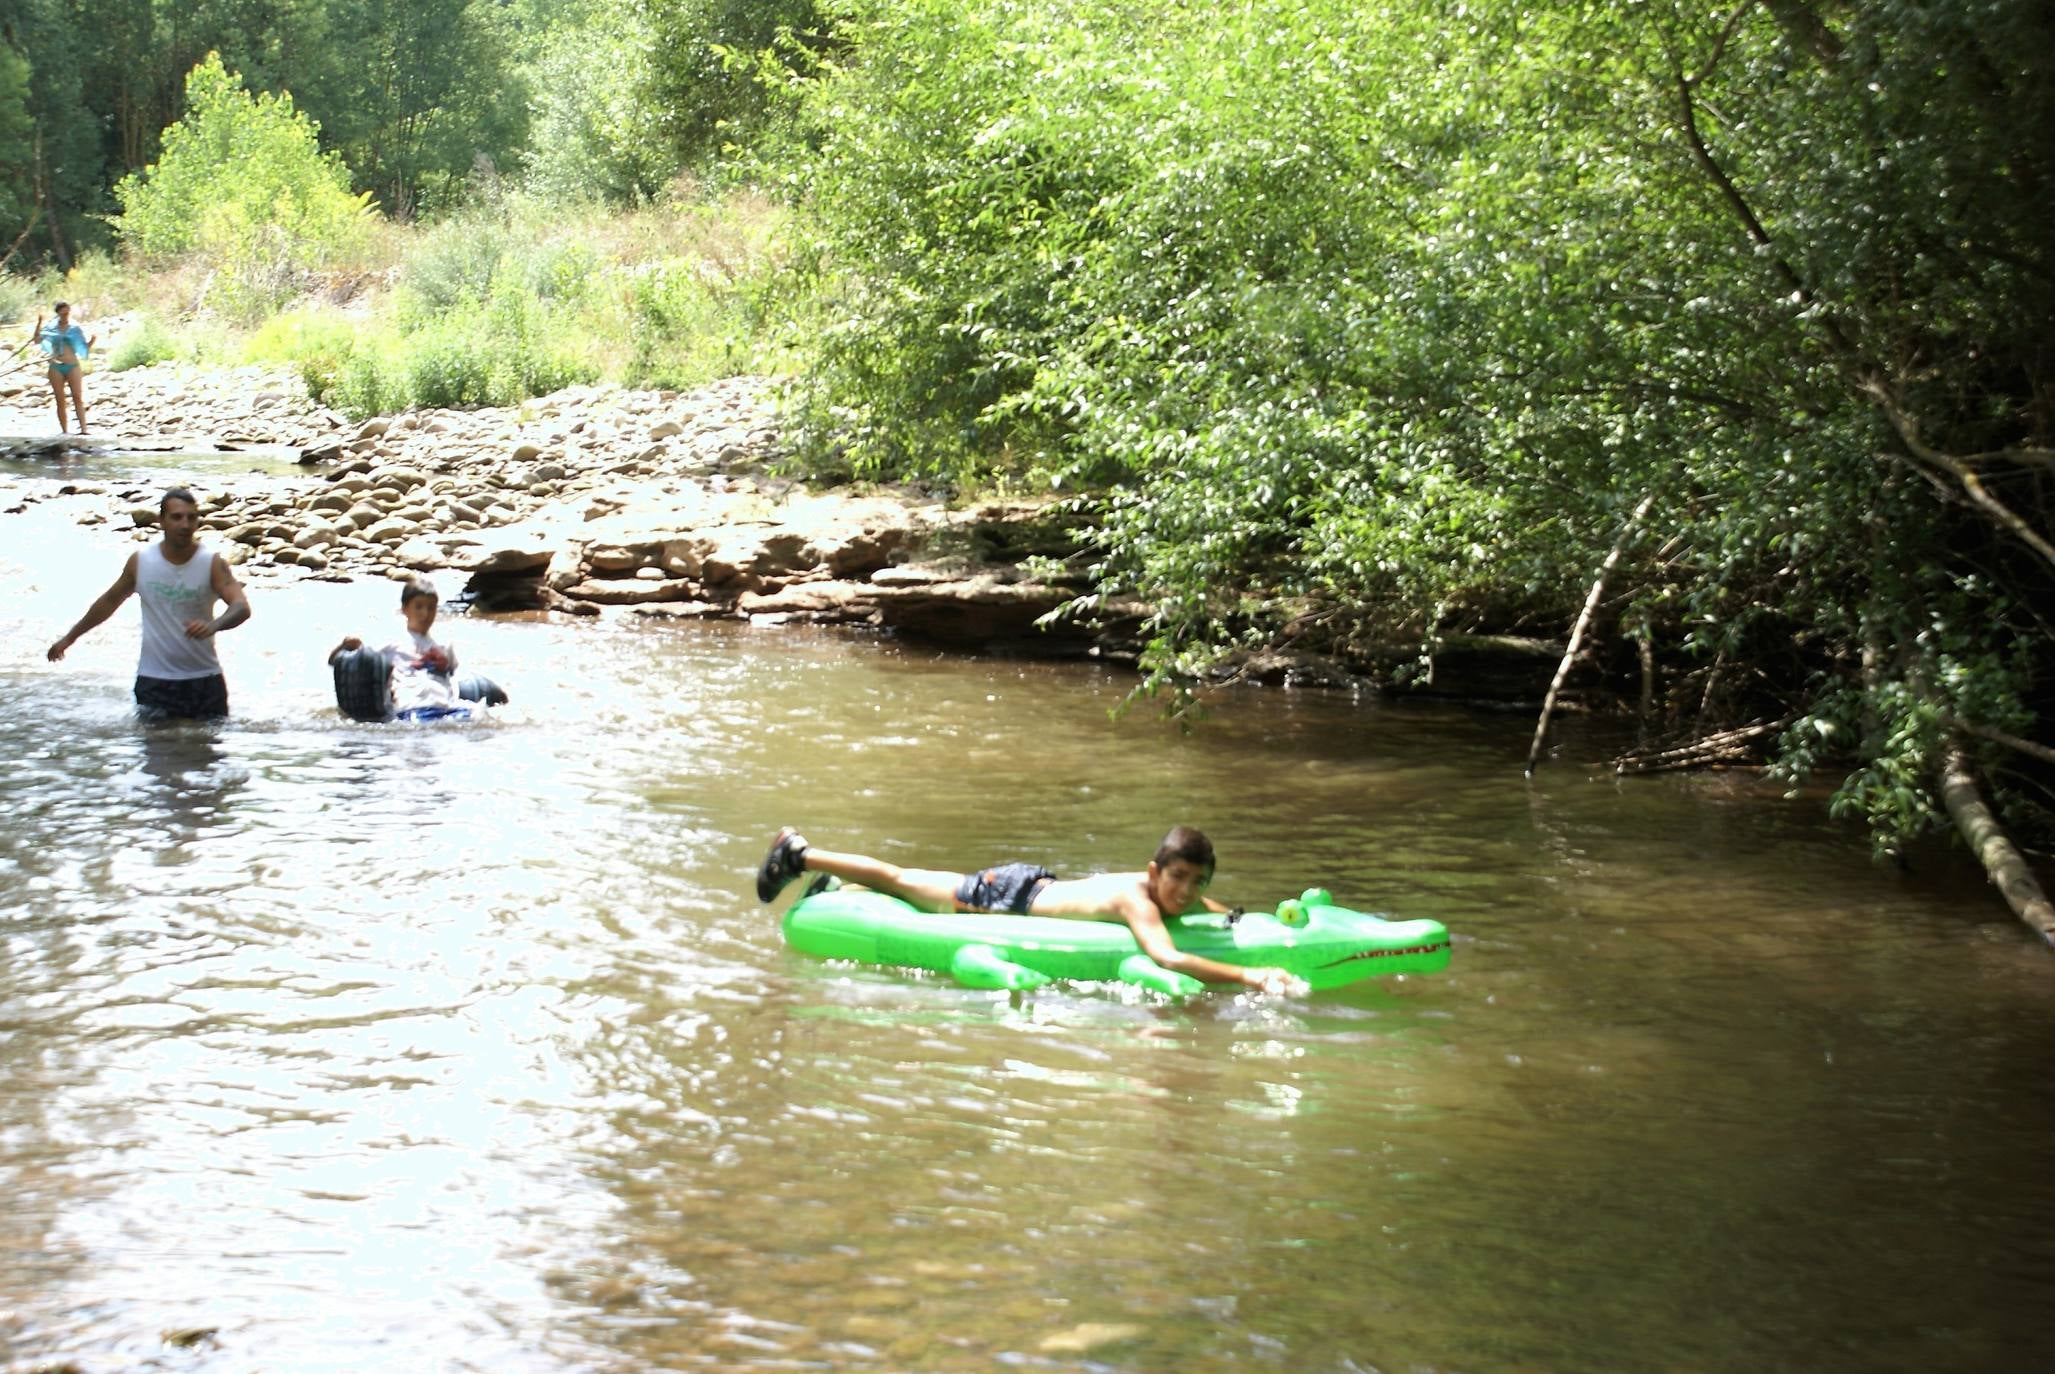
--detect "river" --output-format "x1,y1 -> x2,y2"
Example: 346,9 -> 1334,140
3,464 -> 2052,1373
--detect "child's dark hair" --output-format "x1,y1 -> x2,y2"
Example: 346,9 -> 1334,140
400,578 -> 439,606
1153,825 -> 1215,874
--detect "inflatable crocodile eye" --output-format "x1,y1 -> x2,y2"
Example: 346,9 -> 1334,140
1275,899 -> 1308,927
1299,887 -> 1333,909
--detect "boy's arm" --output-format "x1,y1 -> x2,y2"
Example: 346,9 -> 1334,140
1118,899 -> 1306,995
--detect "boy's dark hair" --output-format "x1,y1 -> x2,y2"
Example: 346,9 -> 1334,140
159,487 -> 197,512
53,300 -> 69,311
1153,825 -> 1215,874
400,578 -> 439,606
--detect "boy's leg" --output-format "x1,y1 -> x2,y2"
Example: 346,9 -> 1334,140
755,828 -> 962,911
803,847 -> 964,913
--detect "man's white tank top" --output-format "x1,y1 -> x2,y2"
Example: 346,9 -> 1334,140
136,542 -> 222,679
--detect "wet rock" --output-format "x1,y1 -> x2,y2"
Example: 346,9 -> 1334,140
1039,1323 -> 1144,1355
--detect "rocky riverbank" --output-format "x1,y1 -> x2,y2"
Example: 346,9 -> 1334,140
2,361 -> 1566,696
0,362 -> 1129,657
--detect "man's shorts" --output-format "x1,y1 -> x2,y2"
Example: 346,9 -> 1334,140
134,674 -> 229,720
955,863 -> 1057,914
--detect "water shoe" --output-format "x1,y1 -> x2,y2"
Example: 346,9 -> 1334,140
756,827 -> 810,901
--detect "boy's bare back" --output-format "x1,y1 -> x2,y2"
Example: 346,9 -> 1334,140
1030,871 -> 1177,923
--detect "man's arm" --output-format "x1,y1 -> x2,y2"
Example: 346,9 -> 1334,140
187,555 -> 250,639
47,555 -> 139,661
1118,898 -> 1306,995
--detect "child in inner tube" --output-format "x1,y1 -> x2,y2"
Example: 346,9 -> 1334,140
755,824 -> 1309,996
327,579 -> 469,721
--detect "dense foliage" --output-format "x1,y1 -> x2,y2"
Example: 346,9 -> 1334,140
114,53 -> 373,318
779,0 -> 2053,853
1,0 -> 2049,863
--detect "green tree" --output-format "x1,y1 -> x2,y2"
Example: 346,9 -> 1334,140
523,7 -> 677,203
314,0 -> 527,216
2,0 -> 112,264
639,0 -> 831,169
0,43 -> 32,242
114,51 -> 373,315
780,0 -> 2055,910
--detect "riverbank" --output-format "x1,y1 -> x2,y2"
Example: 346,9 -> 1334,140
0,362 -> 1127,655
3,362 -> 1569,698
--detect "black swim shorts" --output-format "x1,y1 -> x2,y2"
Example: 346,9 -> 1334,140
955,862 -> 1057,914
134,674 -> 229,720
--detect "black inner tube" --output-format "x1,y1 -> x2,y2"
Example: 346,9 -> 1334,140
332,647 -> 508,720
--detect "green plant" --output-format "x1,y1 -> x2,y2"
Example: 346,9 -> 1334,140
114,52 -> 374,320
106,316 -> 177,370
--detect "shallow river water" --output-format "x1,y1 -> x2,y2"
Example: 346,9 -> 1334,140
2,468 -> 2052,1373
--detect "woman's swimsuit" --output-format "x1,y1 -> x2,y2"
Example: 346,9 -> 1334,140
41,323 -> 88,377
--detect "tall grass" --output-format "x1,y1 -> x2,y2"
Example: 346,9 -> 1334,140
1,187 -> 795,418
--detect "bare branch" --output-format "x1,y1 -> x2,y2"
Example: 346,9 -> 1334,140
1527,491 -> 1658,775
1687,1 -> 1763,91
1863,380 -> 2055,575
1946,717 -> 2055,770
1940,740 -> 2055,946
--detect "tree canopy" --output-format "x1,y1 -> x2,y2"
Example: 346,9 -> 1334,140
777,0 -> 2054,863
1,0 -> 2049,884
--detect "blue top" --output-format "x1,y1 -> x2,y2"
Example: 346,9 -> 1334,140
40,322 -> 89,360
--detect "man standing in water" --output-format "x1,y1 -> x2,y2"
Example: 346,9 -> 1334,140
47,487 -> 251,718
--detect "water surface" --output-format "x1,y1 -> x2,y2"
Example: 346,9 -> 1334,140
2,483 -> 2051,1373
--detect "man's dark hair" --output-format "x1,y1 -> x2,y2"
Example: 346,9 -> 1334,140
159,487 -> 197,512
1153,825 -> 1216,874
400,578 -> 440,606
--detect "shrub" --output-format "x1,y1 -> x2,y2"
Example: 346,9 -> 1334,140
106,316 -> 177,371
115,53 -> 374,319
397,215 -> 510,320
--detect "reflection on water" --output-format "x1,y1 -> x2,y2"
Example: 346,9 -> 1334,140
2,499 -> 2053,1372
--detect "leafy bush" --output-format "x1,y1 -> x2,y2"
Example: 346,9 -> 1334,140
106,316 -> 178,371
398,214 -> 510,320
623,261 -> 730,389
114,53 -> 374,319
780,0 -> 2055,855
0,273 -> 42,325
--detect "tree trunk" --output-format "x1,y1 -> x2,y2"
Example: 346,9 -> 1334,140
1526,492 -> 1657,775
1939,741 -> 2055,946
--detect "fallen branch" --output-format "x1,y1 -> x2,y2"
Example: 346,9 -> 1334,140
1864,381 -> 2055,576
1939,740 -> 2055,945
1527,491 -> 1657,775
0,205 -> 41,274
1614,717 -> 1789,774
1944,716 -> 2055,770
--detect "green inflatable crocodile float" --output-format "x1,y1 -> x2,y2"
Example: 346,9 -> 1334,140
781,883 -> 1451,995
